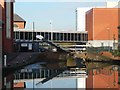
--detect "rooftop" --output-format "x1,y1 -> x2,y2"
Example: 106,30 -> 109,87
14,14 -> 26,22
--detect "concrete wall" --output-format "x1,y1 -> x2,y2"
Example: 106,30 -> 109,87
88,40 -> 118,48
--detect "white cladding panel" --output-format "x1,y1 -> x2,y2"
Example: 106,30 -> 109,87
76,8 -> 91,31
77,78 -> 86,89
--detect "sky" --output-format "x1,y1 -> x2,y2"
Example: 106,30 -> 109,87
14,0 -> 120,31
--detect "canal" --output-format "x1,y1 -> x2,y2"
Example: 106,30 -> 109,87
13,61 -> 120,89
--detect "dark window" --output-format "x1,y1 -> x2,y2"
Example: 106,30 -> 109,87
33,32 -> 36,40
53,33 -> 56,41
20,32 -> 23,39
15,32 -> 19,39
78,34 -> 81,41
29,32 -> 32,40
68,33 -> 70,41
64,33 -> 67,41
44,32 -> 48,40
60,33 -> 63,41
56,33 -> 60,41
71,33 -> 74,41
48,32 -> 51,40
25,32 -> 29,40
75,33 -> 77,41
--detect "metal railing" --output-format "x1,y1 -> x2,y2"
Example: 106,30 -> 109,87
14,68 -> 87,80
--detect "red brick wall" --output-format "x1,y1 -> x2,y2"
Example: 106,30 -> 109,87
86,70 -> 93,89
86,8 -> 119,41
86,68 -> 119,89
86,9 -> 93,40
14,21 -> 25,29
2,2 -> 13,53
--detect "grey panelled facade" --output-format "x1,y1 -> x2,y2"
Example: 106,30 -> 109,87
14,31 -> 88,42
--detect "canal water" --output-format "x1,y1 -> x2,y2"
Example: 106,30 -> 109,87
14,62 -> 120,89
86,62 -> 120,89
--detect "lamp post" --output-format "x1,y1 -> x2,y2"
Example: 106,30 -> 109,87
107,27 -> 110,52
50,20 -> 53,41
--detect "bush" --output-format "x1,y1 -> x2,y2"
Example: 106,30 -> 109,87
112,50 -> 120,57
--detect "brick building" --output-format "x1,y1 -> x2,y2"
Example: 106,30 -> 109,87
0,0 -> 14,89
14,14 -> 26,29
86,8 -> 119,49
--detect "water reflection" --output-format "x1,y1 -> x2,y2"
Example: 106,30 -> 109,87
86,62 -> 120,89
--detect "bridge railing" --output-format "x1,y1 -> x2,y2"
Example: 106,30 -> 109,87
14,68 -> 87,80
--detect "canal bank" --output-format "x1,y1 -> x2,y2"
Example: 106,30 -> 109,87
74,51 -> 120,63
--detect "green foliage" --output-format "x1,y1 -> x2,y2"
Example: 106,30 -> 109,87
112,50 -> 120,57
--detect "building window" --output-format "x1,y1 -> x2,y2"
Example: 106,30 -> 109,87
29,32 -> 32,40
45,32 -> 49,40
25,32 -> 29,40
53,33 -> 56,41
15,32 -> 19,39
71,33 -> 74,41
64,33 -> 67,41
75,33 -> 77,41
20,32 -> 23,39
6,1 -> 11,38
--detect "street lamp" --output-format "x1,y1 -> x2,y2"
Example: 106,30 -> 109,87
50,20 -> 53,41
107,27 -> 110,52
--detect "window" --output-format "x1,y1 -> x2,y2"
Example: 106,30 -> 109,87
45,32 -> 49,40
68,33 -> 70,41
53,33 -> 56,41
60,33 -> 63,41
48,32 -> 51,40
64,33 -> 67,41
56,33 -> 60,41
20,32 -> 23,39
71,33 -> 74,41
75,33 -> 77,41
78,34 -> 81,41
29,32 -> 32,40
15,32 -> 19,39
6,2 -> 11,38
25,32 -> 29,40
